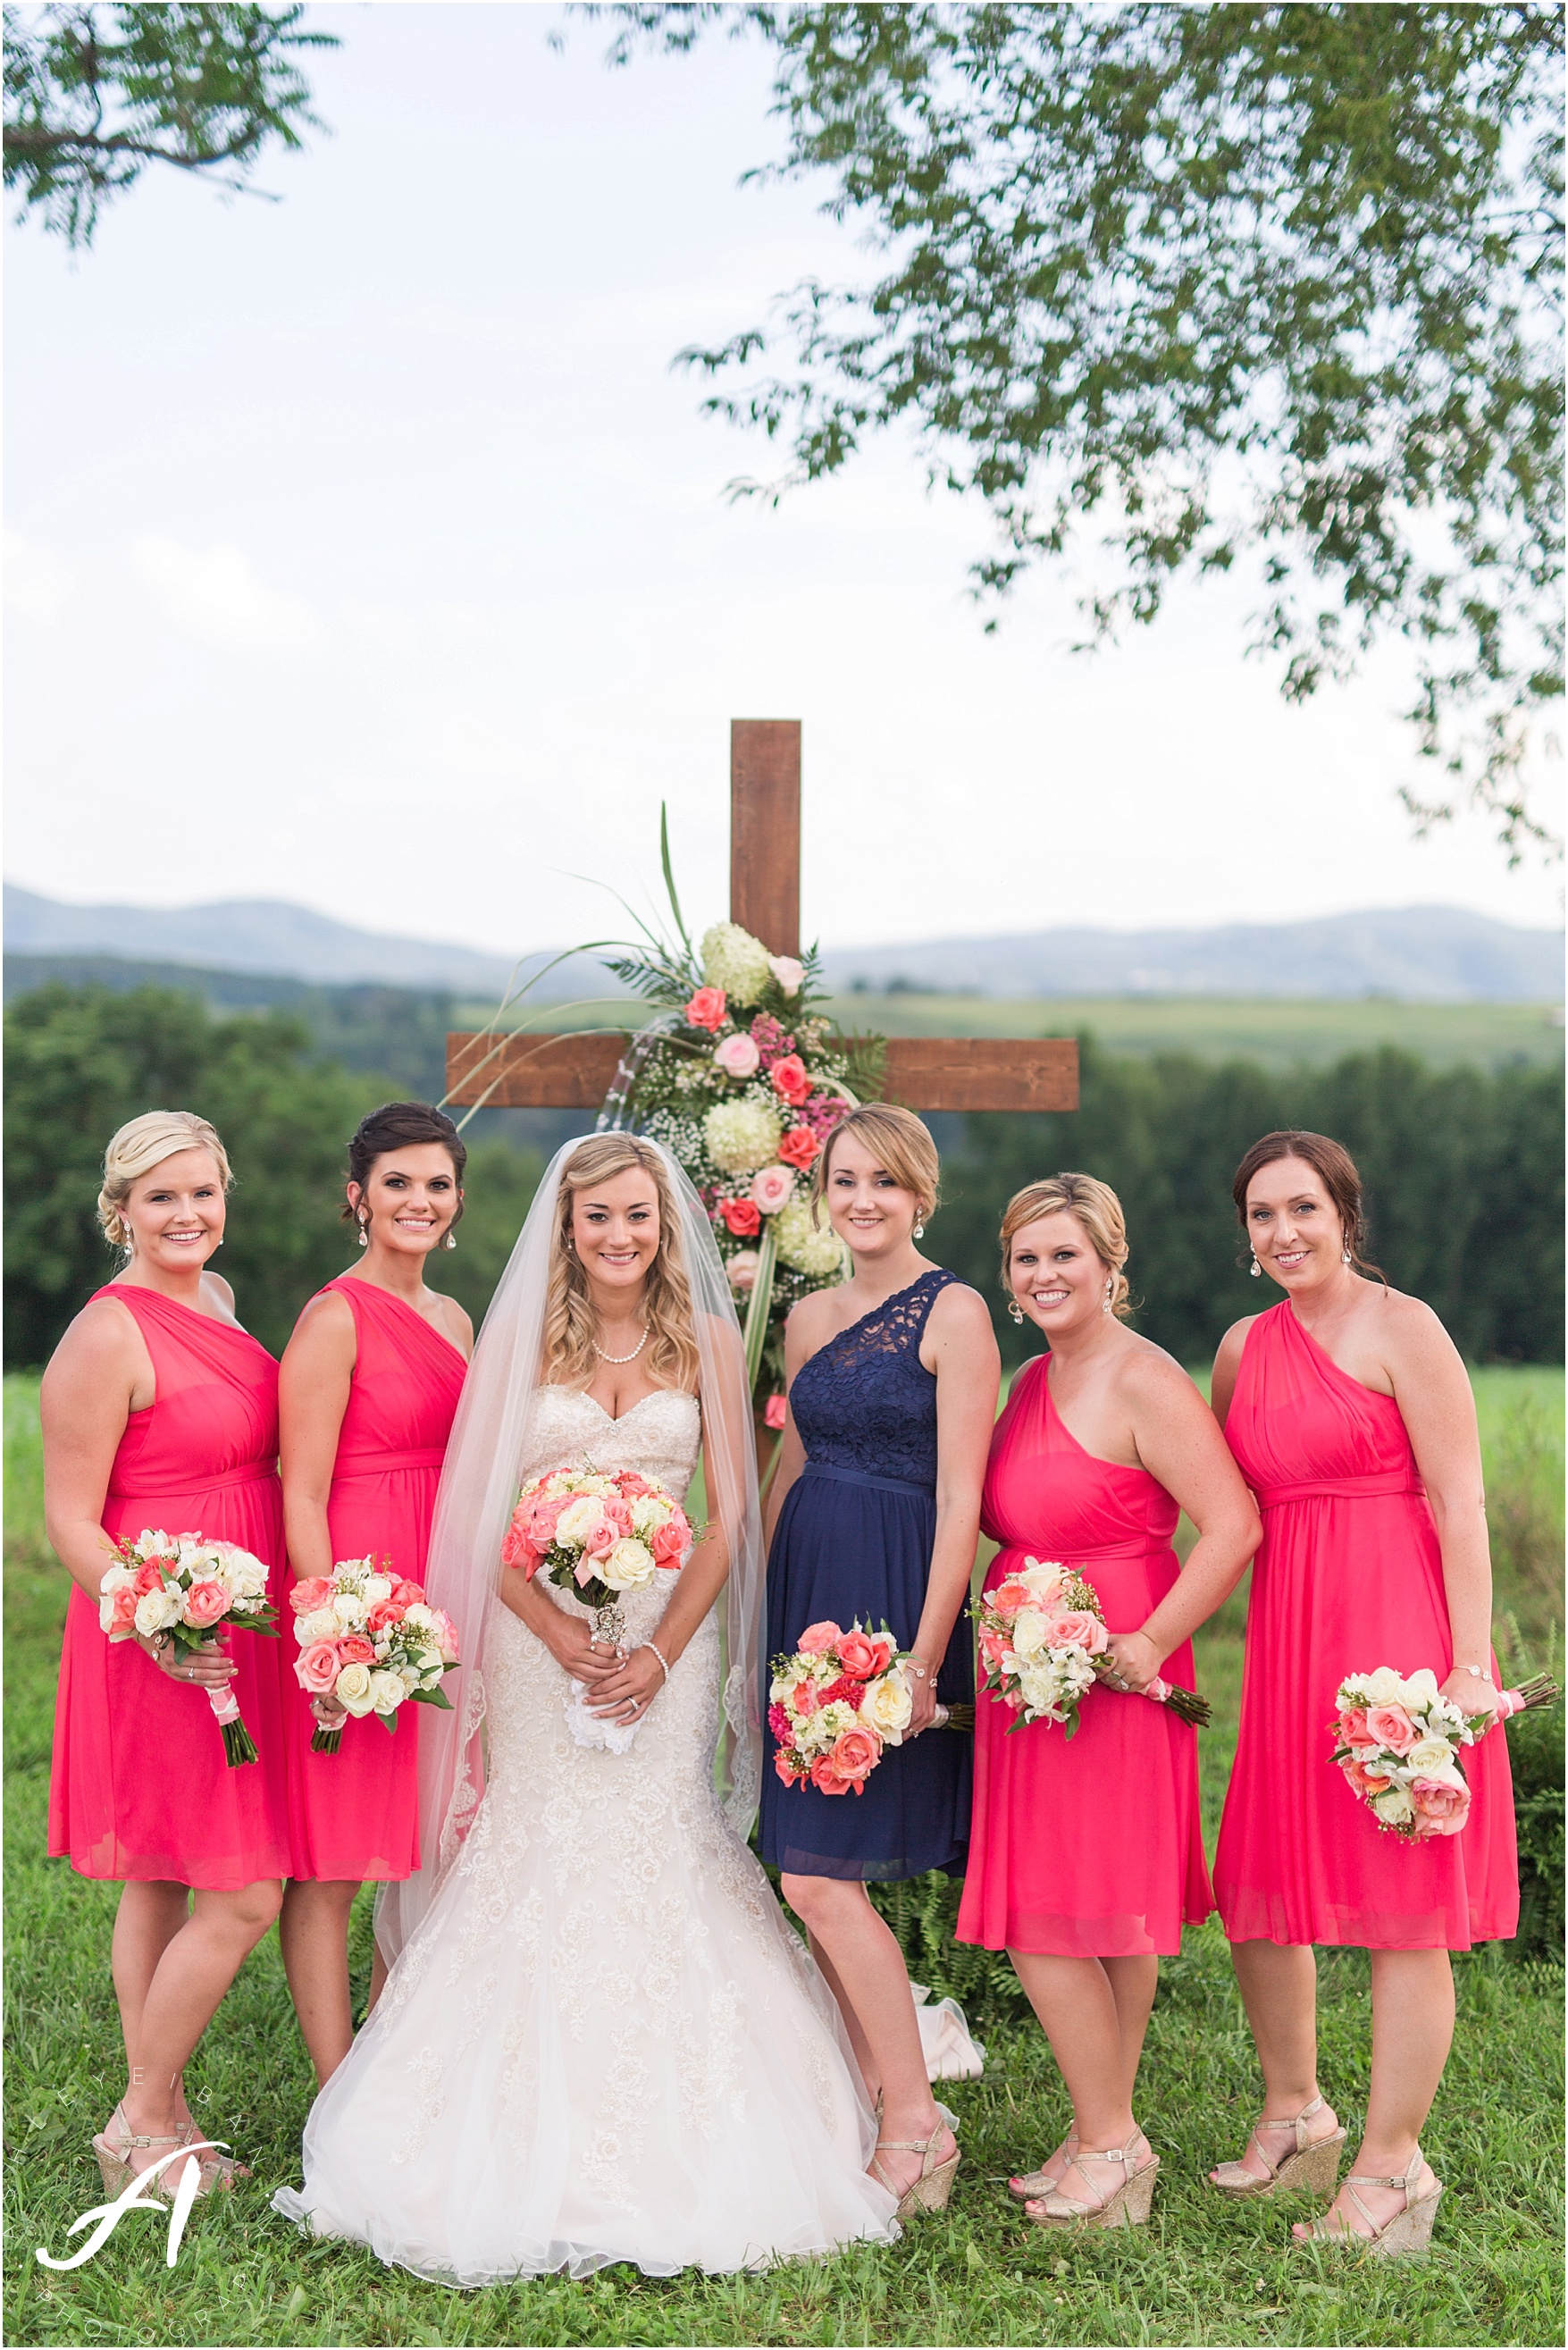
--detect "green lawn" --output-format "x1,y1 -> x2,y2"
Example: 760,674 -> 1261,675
4,1371 -> 1562,2348
452,995 -> 1566,1074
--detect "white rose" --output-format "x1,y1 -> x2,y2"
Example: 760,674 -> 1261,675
1016,1663 -> 1062,1718
335,1661 -> 376,1716
226,1556 -> 269,1599
297,1607 -> 339,1645
1364,1666 -> 1410,1706
554,1497 -> 602,1548
368,1668 -> 407,1716
1404,1667 -> 1442,1703
362,1574 -> 394,1606
1405,1736 -> 1456,1774
859,1669 -> 913,1745
1371,1785 -> 1414,1826
331,1590 -> 368,1630
133,1587 -> 180,1636
600,1538 -> 657,1591
413,1646 -> 444,1682
1009,1608 -> 1052,1659
100,1565 -> 135,1594
401,1603 -> 433,1631
767,954 -> 805,996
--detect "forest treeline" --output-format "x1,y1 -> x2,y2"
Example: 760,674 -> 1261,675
4,983 -> 1562,1371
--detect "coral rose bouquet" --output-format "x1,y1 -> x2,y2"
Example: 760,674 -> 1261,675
975,1558 -> 1212,1739
98,1528 -> 278,1766
290,1557 -> 460,1756
768,1620 -> 921,1795
502,1462 -> 695,1751
1329,1665 -> 1558,1840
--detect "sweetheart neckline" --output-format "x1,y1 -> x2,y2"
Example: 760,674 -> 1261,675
542,1386 -> 699,1429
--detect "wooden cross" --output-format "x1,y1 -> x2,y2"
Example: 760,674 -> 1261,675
445,722 -> 1079,1116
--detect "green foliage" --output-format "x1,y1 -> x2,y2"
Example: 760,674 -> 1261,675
937,1037 -> 1564,1368
608,2 -> 1564,852
3,1 -> 335,247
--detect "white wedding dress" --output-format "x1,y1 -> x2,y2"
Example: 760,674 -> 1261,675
273,1387 -> 900,2283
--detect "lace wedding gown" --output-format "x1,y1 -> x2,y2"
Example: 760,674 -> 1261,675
273,1387 -> 900,2283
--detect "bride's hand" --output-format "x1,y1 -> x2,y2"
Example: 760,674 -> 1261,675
546,1615 -> 622,1684
588,1645 -> 666,1725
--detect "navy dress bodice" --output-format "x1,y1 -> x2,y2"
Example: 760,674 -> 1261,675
759,1269 -> 973,1882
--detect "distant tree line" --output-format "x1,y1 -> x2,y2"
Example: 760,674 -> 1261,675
4,984 -> 1561,1372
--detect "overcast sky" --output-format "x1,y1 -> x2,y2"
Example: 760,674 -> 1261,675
6,0 -> 1562,958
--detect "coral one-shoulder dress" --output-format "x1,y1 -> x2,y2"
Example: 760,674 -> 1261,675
957,1355 -> 1212,1956
284,1278 -> 466,1884
1214,1302 -> 1518,1950
48,1286 -> 290,1889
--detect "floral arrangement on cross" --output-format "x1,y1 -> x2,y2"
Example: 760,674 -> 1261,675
596,818 -> 885,1423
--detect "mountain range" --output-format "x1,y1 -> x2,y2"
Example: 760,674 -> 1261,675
4,884 -> 1561,1003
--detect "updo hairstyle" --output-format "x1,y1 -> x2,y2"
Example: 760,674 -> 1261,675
343,1101 -> 467,1230
544,1134 -> 700,1393
808,1104 -> 941,1229
1230,1129 -> 1383,1280
97,1111 -> 232,1253
999,1171 -> 1133,1319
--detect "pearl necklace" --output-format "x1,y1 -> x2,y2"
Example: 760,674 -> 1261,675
591,1323 -> 649,1365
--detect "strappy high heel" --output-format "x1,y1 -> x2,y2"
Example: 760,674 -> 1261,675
871,2120 -> 960,2216
1025,2135 -> 1160,2229
177,2119 -> 243,2193
1295,2148 -> 1443,2256
1008,2135 -> 1078,2201
91,2104 -> 188,2200
1210,2094 -> 1346,2199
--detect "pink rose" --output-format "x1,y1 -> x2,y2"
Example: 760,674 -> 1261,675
767,1701 -> 792,1742
796,1620 -> 843,1656
367,1599 -> 407,1635
1410,1772 -> 1471,1835
809,1754 -> 852,1796
727,1250 -> 761,1294
107,1584 -> 139,1635
989,1581 -> 1033,1617
835,1631 -> 881,1680
789,1680 -> 820,1717
337,1634 -> 376,1666
685,986 -> 727,1032
720,1197 -> 762,1238
770,1053 -> 810,1105
295,1640 -> 342,1695
583,1515 -> 621,1560
1337,1707 -> 1371,1749
499,1524 -> 538,1572
763,1393 -> 788,1431
1044,1609 -> 1109,1656
616,1473 -> 652,1498
979,1627 -> 1010,1671
133,1560 -> 167,1598
818,1725 -> 883,1792
650,1520 -> 688,1566
391,1577 -> 424,1607
1365,1703 -> 1418,1755
750,1164 -> 795,1215
430,1609 -> 460,1662
182,1579 -> 231,1631
777,1125 -> 819,1171
289,1575 -> 336,1615
714,1033 -> 761,1079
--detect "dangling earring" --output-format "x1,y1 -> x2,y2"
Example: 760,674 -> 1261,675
1008,1299 -> 1025,1324
444,1230 -> 457,1251
1249,1252 -> 1262,1277
1342,1250 -> 1352,1265
357,1215 -> 369,1248
1103,1277 -> 1114,1314
913,1221 -> 926,1239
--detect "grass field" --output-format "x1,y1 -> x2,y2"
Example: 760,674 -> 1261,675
452,995 -> 1566,1074
4,1370 -> 1562,2348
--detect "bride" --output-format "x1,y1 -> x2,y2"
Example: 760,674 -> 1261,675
273,1133 -> 900,2281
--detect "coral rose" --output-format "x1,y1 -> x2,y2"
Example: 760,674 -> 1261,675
499,1523 -> 538,1572
775,1751 -> 803,1785
777,1125 -> 819,1170
989,1580 -> 1033,1616
650,1518 -> 688,1565
685,986 -> 727,1032
720,1197 -> 762,1238
1365,1703 -> 1419,1754
770,1053 -> 810,1105
182,1579 -> 231,1631
105,1584 -> 140,1635
835,1631 -> 881,1680
1409,1771 -> 1471,1834
796,1622 -> 843,1655
808,1754 -> 852,1796
336,1635 -> 377,1666
824,1725 -> 883,1789
1337,1707 -> 1371,1748
763,1393 -> 788,1430
295,1640 -> 342,1695
366,1599 -> 407,1635
289,1576 -> 336,1615
789,1680 -> 820,1717
616,1472 -> 653,1498
133,1560 -> 167,1598
1341,1755 -> 1393,1800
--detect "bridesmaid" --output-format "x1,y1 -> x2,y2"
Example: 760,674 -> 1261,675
1210,1129 -> 1518,2254
761,1105 -> 1000,2217
957,1175 -> 1259,2228
277,1103 -> 471,2087
44,1111 -> 289,2193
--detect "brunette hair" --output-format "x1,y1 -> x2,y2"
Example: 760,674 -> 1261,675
544,1134 -> 700,1394
808,1103 -> 941,1229
998,1172 -> 1134,1319
98,1112 -> 232,1251
342,1102 -> 466,1228
1230,1129 -> 1383,1279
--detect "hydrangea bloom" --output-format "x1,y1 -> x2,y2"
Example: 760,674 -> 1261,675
774,1197 -> 849,1275
700,921 -> 774,1004
704,1096 -> 784,1174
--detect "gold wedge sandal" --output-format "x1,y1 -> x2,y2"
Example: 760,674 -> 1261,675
1295,2148 -> 1443,2257
1007,2136 -> 1078,2201
91,2104 -> 189,2200
872,2121 -> 961,2217
1025,2135 -> 1160,2229
1209,2094 -> 1346,2200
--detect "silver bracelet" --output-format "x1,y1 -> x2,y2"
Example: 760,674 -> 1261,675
646,1640 -> 672,1683
1454,1663 -> 1488,1681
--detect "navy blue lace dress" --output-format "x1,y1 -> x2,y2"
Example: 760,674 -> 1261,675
759,1268 -> 973,1881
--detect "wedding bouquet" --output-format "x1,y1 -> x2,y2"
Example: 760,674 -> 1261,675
1329,1665 -> 1559,1840
99,1529 -> 277,1767
769,1620 -> 916,1795
975,1558 -> 1212,1740
290,1558 -> 460,1755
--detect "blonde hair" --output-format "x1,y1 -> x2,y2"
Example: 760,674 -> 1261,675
809,1103 -> 941,1228
544,1135 -> 700,1393
97,1111 -> 232,1252
1000,1172 -> 1133,1320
